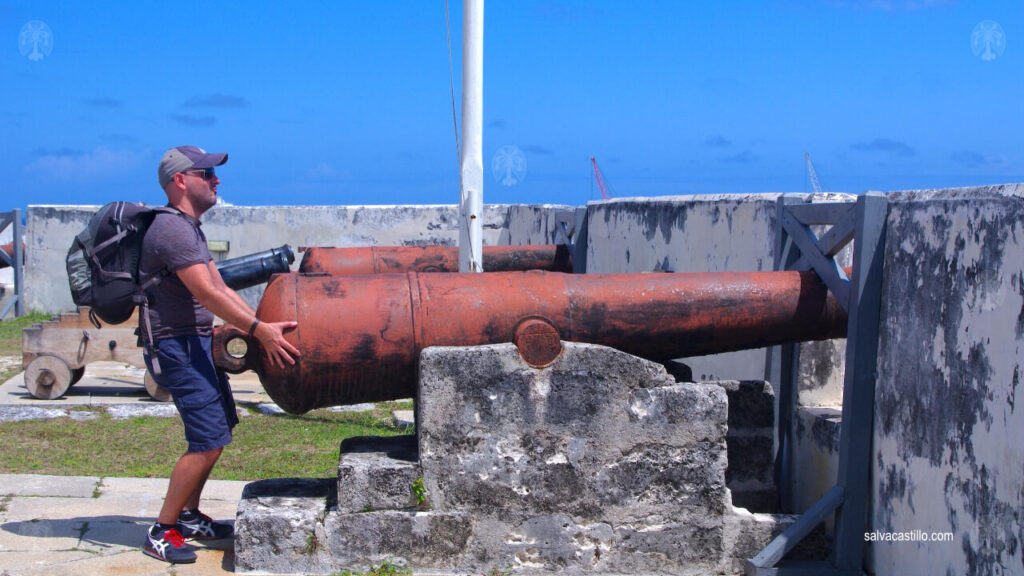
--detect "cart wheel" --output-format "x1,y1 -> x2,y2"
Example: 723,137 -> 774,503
144,371 -> 172,402
25,355 -> 73,400
70,367 -> 85,385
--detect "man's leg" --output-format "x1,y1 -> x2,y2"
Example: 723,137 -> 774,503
157,448 -> 222,525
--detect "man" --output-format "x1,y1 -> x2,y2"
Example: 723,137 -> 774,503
140,145 -> 300,564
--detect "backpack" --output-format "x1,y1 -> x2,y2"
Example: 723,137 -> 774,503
66,202 -> 177,372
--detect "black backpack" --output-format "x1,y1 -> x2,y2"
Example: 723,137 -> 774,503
66,202 -> 176,370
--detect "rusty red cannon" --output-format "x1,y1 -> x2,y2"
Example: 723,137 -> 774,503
213,269 -> 846,414
298,244 -> 572,274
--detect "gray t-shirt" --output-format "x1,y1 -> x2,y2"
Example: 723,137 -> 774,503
139,210 -> 215,339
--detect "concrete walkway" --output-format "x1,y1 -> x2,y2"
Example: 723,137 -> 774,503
0,474 -> 243,575
0,364 -> 253,575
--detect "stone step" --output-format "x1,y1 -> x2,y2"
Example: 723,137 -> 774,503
337,434 -> 421,513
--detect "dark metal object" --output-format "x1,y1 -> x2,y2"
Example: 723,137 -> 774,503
217,245 -> 295,290
213,268 -> 847,414
298,244 -> 572,274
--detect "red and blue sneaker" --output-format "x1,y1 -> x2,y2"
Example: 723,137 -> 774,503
143,524 -> 196,564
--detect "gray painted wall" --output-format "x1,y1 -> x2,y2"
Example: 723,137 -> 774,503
869,184 -> 1024,575
24,203 -> 568,313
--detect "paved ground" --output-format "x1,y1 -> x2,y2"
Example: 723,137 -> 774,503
0,362 -> 414,575
0,363 -> 258,575
0,473 -> 242,575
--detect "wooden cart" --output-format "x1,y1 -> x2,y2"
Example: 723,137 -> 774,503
21,307 -> 170,401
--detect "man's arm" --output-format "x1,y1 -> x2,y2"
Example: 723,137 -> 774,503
176,262 -> 300,368
207,260 -> 255,314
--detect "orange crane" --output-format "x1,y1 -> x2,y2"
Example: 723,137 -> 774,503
590,157 -> 613,199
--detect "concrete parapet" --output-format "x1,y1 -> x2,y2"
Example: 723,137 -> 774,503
24,203 -> 569,313
869,184 -> 1024,574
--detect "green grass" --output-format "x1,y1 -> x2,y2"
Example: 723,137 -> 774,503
0,401 -> 412,479
0,311 -> 415,480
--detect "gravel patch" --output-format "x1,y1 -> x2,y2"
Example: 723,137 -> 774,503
256,403 -> 286,415
105,404 -> 180,420
326,403 -> 376,413
0,406 -> 67,422
0,355 -> 20,373
68,410 -> 99,421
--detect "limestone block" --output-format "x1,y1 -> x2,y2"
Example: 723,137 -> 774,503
336,435 -> 420,513
418,342 -> 732,565
234,478 -> 335,574
323,510 -> 472,571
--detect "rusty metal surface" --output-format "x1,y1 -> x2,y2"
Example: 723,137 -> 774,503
214,269 -> 847,414
298,244 -> 572,274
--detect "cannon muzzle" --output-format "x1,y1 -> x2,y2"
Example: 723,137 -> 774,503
216,245 -> 295,291
214,269 -> 847,414
298,244 -> 572,274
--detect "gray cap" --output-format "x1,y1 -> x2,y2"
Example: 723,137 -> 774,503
158,145 -> 228,188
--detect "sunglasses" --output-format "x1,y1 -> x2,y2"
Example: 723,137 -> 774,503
182,167 -> 216,180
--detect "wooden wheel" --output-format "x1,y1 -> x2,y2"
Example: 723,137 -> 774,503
144,371 -> 172,402
24,355 -> 73,400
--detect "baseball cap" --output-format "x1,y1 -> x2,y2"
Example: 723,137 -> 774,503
158,145 -> 228,188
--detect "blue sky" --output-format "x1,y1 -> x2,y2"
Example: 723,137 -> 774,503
1,1 -> 1021,211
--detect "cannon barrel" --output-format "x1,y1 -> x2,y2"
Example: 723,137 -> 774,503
0,241 -> 24,269
216,245 -> 295,291
298,244 -> 572,274
214,269 -> 847,414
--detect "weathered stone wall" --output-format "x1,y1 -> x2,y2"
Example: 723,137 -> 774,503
24,203 -> 568,313
235,343 -> 792,575
583,194 -> 852,406
869,184 -> 1024,574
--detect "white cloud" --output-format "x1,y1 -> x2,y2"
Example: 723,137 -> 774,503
24,146 -> 145,181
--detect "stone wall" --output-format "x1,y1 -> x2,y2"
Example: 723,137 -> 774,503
869,184 -> 1024,574
24,203 -> 568,313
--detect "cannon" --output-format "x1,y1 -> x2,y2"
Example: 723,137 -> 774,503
21,244 -> 295,401
213,269 -> 847,414
218,244 -> 295,289
298,244 -> 572,274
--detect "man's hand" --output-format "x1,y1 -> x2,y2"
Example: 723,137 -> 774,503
253,320 -> 301,369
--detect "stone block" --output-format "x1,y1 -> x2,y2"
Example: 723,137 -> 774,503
324,510 -> 472,571
419,343 -> 729,525
716,380 -> 774,429
336,435 -> 420,513
234,478 -> 335,574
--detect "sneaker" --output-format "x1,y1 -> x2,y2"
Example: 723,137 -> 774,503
143,525 -> 196,564
178,510 -> 234,540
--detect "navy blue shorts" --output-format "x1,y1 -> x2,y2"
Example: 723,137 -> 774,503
144,335 -> 238,453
